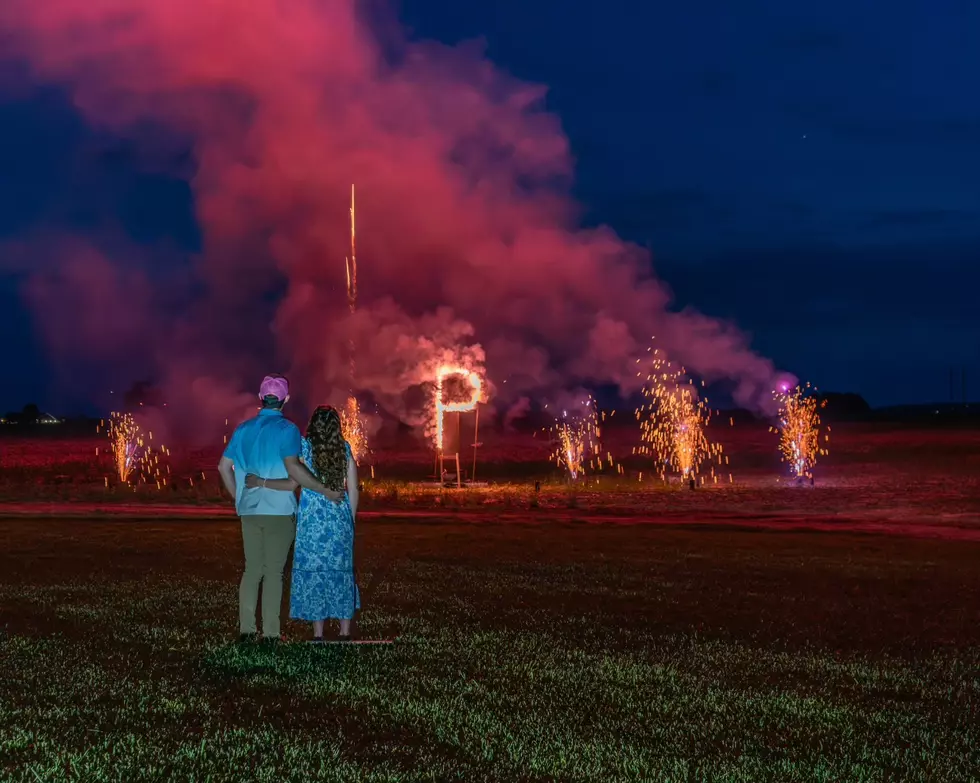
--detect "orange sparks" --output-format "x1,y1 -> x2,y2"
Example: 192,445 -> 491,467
345,183 -> 357,315
101,412 -> 165,485
635,345 -> 722,479
548,398 -> 604,479
774,382 -> 827,479
340,395 -> 368,463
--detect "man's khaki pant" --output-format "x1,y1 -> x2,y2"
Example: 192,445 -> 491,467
239,514 -> 296,638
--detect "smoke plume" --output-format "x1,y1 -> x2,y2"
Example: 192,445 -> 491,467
1,0 -> 784,439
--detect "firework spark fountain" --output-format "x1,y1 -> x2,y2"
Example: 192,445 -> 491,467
97,412 -> 165,485
773,382 -> 828,481
340,395 -> 367,463
635,346 -> 723,483
557,417 -> 586,480
548,398 -> 608,480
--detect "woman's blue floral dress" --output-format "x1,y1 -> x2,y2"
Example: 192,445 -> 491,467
290,438 -> 360,621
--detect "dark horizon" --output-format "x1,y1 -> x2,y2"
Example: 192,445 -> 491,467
3,390 -> 976,425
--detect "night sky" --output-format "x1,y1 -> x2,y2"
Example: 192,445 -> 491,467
1,1 -> 978,414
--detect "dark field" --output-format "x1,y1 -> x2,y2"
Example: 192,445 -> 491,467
1,423 -> 979,780
1,518 -> 979,781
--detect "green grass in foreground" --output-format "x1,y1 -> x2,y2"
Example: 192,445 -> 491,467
1,560 -> 978,783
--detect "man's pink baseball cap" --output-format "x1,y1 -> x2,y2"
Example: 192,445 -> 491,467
258,375 -> 289,401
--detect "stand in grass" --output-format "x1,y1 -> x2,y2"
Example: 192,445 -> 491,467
245,405 -> 362,642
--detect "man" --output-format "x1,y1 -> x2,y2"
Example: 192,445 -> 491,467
217,374 -> 340,643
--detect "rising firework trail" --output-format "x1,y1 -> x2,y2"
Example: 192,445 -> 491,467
772,382 -> 828,481
345,183 -> 357,316
634,344 -> 725,484
340,183 -> 367,462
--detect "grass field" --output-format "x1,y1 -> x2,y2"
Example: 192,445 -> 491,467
1,423 -> 979,780
2,517 -> 979,782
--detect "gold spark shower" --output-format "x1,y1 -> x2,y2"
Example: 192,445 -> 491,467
558,418 -> 585,479
773,382 -> 828,480
340,396 -> 367,463
548,398 -> 610,479
635,346 -> 723,481
97,412 -> 166,486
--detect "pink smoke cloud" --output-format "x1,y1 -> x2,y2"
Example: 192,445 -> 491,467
1,0 -> 784,436
1,238 -> 157,404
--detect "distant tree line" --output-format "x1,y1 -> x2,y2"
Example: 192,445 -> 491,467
2,380 -> 164,426
818,392 -> 872,419
2,404 -> 57,424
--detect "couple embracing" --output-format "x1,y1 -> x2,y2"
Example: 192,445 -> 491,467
217,375 -> 360,643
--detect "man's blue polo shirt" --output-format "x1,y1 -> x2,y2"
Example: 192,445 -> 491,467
223,408 -> 302,516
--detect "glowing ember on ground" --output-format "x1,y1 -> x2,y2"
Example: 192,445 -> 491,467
340,395 -> 368,463
433,366 -> 482,453
773,382 -> 828,480
97,412 -> 165,485
635,346 -> 723,482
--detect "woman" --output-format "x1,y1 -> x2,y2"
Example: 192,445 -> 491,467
245,405 -> 360,641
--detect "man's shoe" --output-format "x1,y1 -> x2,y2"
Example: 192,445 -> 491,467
237,633 -> 258,645
260,635 -> 283,646
336,635 -> 352,643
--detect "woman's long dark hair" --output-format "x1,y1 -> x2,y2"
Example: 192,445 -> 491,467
306,406 -> 347,492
